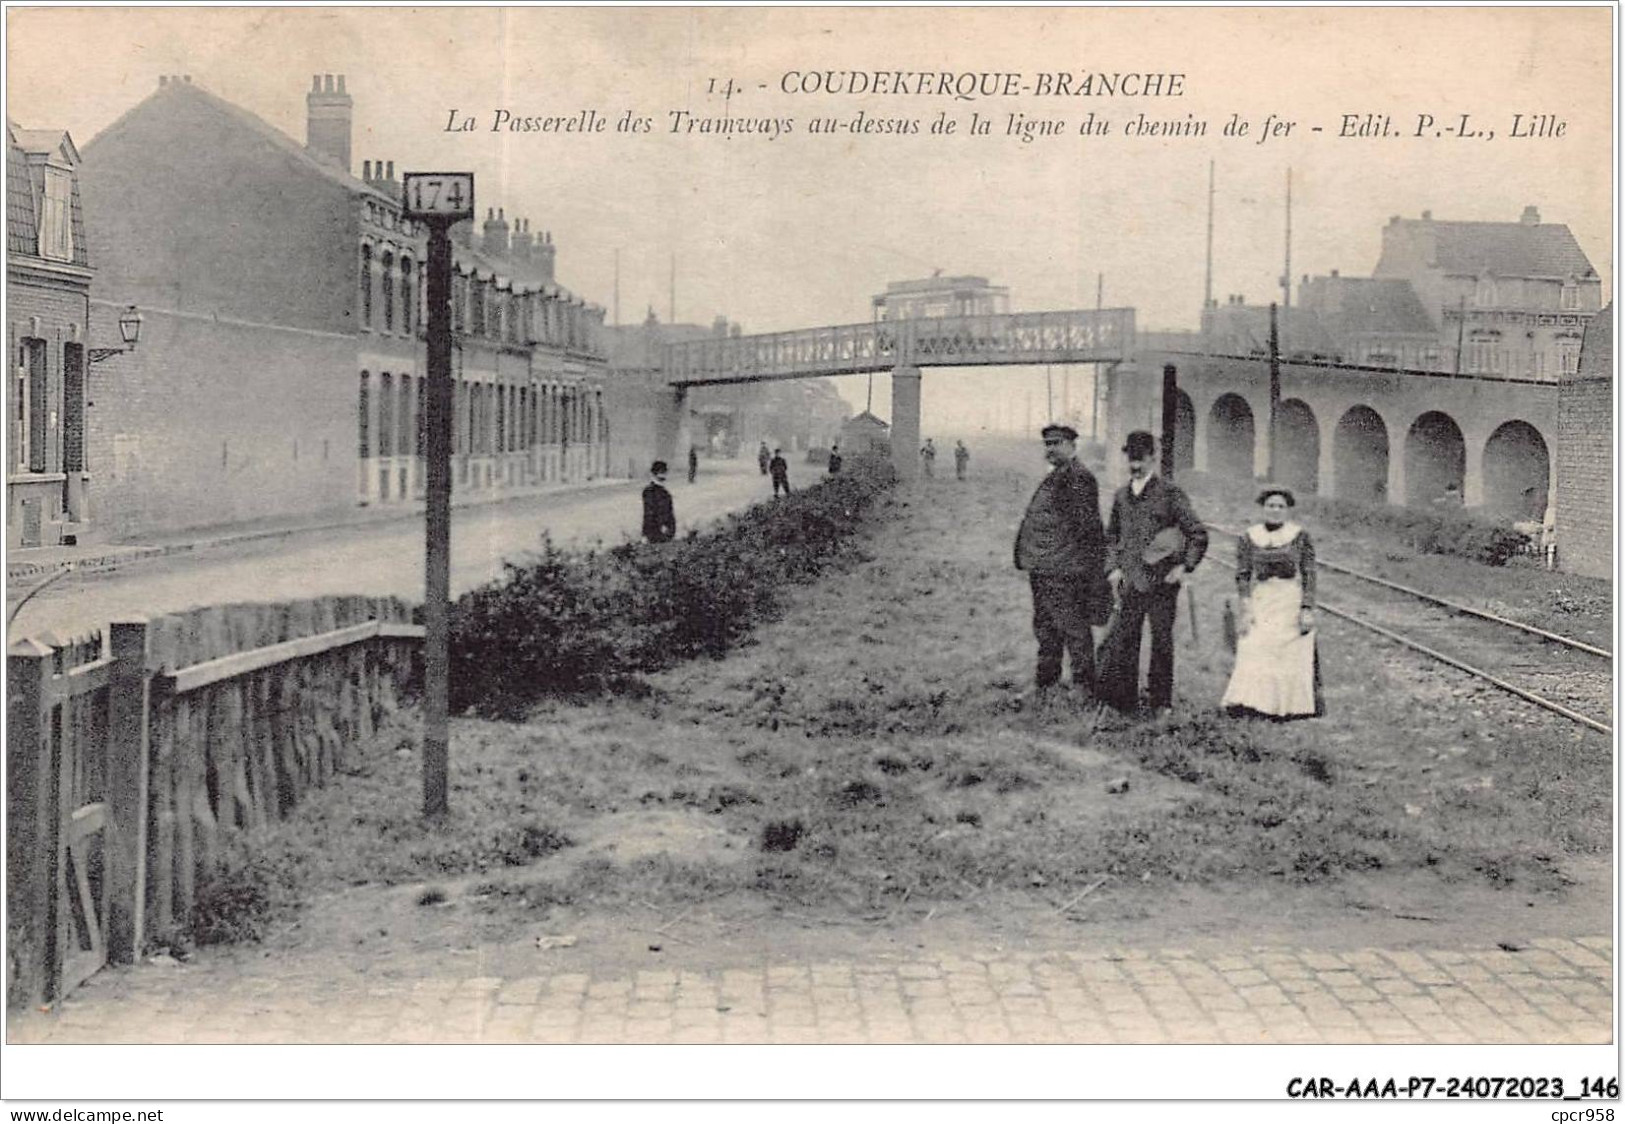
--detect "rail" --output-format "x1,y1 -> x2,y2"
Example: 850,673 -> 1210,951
1205,525 -> 1611,737
663,307 -> 1137,384
1207,523 -> 1610,659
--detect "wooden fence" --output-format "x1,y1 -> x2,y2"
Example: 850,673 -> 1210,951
7,596 -> 423,1007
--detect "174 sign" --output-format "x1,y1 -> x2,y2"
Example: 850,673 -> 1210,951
402,172 -> 475,221
402,170 -> 473,815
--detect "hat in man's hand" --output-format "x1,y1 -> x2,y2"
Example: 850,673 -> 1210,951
1141,525 -> 1186,566
1123,430 -> 1156,459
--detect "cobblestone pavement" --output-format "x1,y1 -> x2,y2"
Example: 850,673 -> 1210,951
10,936 -> 1611,1045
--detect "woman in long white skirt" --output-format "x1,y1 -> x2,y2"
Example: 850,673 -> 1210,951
1222,486 -> 1325,719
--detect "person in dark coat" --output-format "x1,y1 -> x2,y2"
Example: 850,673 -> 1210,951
827,443 -> 843,474
1098,430 -> 1208,713
1014,423 -> 1112,703
954,440 -> 970,480
642,460 -> 676,542
757,442 -> 772,476
687,444 -> 699,484
769,448 -> 791,496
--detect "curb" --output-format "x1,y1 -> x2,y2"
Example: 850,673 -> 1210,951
7,477 -> 636,584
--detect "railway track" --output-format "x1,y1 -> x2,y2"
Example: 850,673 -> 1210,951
1205,524 -> 1614,738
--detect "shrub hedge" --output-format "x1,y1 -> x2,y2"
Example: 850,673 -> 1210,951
448,459 -> 897,714
1191,472 -> 1529,567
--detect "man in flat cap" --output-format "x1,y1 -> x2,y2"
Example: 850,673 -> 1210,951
1013,423 -> 1112,705
1099,430 -> 1208,713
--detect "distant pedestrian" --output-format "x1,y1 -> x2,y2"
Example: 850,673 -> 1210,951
1014,424 -> 1111,705
757,442 -> 772,476
920,438 -> 937,478
642,460 -> 676,543
770,448 -> 792,496
827,442 -> 843,475
687,444 -> 699,484
1097,430 -> 1208,714
954,440 -> 970,480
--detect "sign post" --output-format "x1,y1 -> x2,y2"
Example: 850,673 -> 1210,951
402,172 -> 473,817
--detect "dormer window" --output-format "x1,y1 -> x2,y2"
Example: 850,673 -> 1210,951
1561,280 -> 1579,310
1474,276 -> 1497,307
38,165 -> 73,261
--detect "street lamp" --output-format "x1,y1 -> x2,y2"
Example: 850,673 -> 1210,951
87,306 -> 143,364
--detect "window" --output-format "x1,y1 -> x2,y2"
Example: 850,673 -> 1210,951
378,373 -> 393,455
63,343 -> 83,473
22,338 -> 47,472
381,251 -> 395,332
1561,282 -> 1579,310
358,372 -> 370,458
1475,277 -> 1496,307
1559,344 -> 1581,376
397,374 -> 412,456
360,245 -> 373,328
38,167 -> 73,261
471,282 -> 485,337
401,259 -> 414,335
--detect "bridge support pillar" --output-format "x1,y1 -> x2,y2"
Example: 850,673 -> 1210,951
655,385 -> 689,471
891,365 -> 921,479
1101,360 -> 1132,491
1462,443 -> 1486,508
1317,432 -> 1337,499
1386,447 -> 1406,506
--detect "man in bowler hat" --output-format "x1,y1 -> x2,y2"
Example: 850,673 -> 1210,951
1014,423 -> 1112,703
642,460 -> 676,543
1099,430 -> 1208,712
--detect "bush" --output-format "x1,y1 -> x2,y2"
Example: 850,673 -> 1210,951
449,459 -> 896,714
1192,472 -> 1530,567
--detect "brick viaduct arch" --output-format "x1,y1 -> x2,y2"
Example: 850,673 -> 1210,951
1126,353 -> 1557,516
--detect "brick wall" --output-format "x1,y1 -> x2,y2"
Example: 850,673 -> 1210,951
84,305 -> 356,540
80,84 -> 358,335
1555,307 -> 1613,578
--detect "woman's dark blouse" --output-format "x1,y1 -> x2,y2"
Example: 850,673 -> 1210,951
1234,525 -> 1316,608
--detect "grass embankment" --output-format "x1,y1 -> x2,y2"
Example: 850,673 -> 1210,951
200,453 -> 1611,945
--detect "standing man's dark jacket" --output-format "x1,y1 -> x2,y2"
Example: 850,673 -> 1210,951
1098,474 -> 1207,711
642,481 -> 676,542
1104,476 -> 1208,590
1015,457 -> 1112,616
1015,456 -> 1112,694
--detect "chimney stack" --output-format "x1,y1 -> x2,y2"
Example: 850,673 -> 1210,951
483,207 -> 511,257
1520,205 -> 1540,226
512,218 -> 535,264
536,230 -> 557,285
306,73 -> 354,173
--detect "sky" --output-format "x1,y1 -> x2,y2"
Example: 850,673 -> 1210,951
6,6 -> 1615,427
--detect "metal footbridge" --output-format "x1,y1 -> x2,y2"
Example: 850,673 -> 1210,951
662,308 -> 1136,386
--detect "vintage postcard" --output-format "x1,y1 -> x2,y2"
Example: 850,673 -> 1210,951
3,5 -> 1615,1114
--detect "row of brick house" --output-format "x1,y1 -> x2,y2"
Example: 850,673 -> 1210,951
6,73 -> 612,549
7,123 -> 93,547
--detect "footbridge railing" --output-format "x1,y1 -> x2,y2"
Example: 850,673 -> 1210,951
664,308 -> 1136,385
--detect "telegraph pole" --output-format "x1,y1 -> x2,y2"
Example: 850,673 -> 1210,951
403,172 -> 474,818
1268,301 -> 1282,482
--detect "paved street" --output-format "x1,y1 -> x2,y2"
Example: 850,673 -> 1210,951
7,460 -> 774,639
10,934 -> 1610,1045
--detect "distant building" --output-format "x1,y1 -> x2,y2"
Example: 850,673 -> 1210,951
1373,206 -> 1603,379
872,274 -> 1009,321
841,410 -> 891,457
1555,301 -> 1612,577
6,121 -> 93,547
602,311 -> 849,473
76,74 -> 606,542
